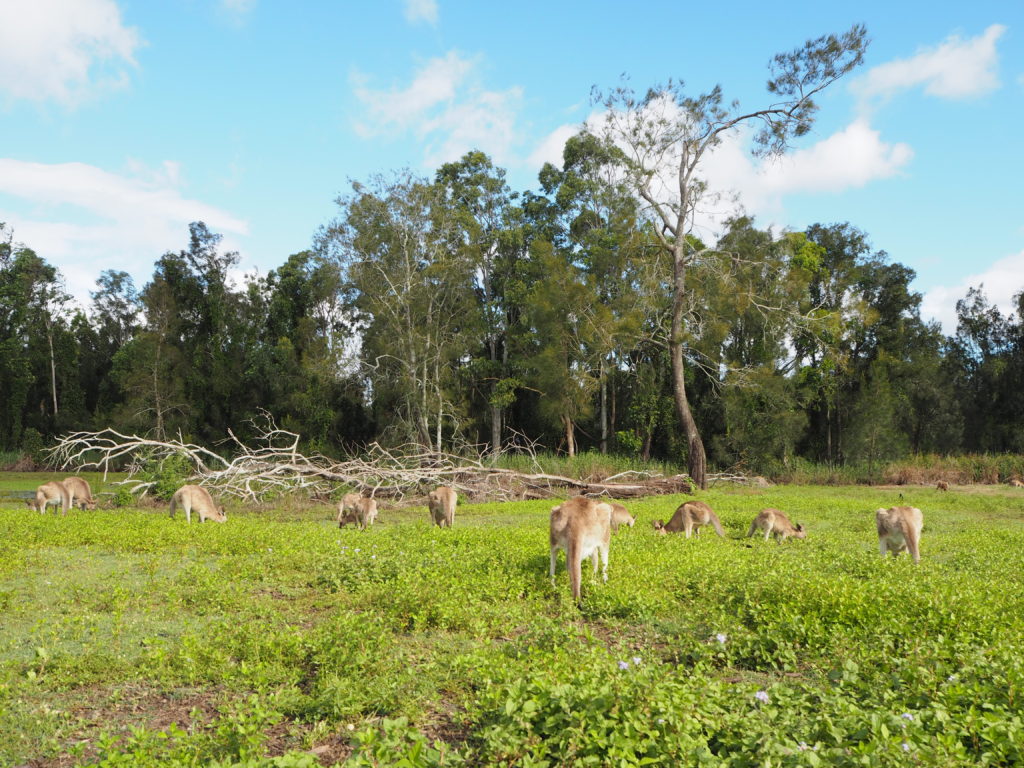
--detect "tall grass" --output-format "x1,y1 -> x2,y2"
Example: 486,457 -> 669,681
496,450 -> 1024,486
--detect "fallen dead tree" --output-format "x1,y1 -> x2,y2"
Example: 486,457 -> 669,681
48,416 -> 694,503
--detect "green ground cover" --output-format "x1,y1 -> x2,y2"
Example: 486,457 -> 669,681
1,481 -> 1023,766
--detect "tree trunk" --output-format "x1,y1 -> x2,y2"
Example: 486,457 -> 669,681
45,324 -> 58,416
562,414 -> 576,458
670,255 -> 707,489
490,404 -> 501,456
599,359 -> 608,454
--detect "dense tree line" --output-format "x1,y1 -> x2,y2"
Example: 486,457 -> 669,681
3,145 -> 1023,477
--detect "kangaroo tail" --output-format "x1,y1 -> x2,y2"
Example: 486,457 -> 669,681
711,512 -> 726,537
567,539 -> 582,602
905,520 -> 921,564
169,495 -> 177,518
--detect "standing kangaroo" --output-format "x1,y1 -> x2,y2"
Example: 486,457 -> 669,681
427,486 -> 457,528
876,506 -> 923,564
63,476 -> 97,510
337,492 -> 362,528
28,481 -> 70,515
349,497 -> 378,530
169,485 -> 227,524
747,508 -> 806,542
549,496 -> 612,602
653,500 -> 725,538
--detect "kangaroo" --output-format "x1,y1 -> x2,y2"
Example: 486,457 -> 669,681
427,486 -> 457,528
352,496 -> 378,530
652,500 -> 725,538
169,485 -> 227,524
337,492 -> 362,528
63,476 -> 97,510
747,508 -> 806,542
549,496 -> 612,602
609,502 -> 635,532
876,506 -> 923,564
1010,479 -> 1024,488
936,481 -> 949,491
28,481 -> 70,514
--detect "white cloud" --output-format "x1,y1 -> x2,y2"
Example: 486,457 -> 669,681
403,0 -> 438,26
353,51 -> 523,166
0,0 -> 142,105
0,158 -> 248,303
527,124 -> 578,169
921,250 -> 1024,333
854,24 -> 1006,103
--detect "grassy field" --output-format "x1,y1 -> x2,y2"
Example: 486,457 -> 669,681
2,480 -> 1024,767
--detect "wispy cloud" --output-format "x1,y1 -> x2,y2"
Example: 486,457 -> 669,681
352,51 -> 523,166
0,158 -> 248,301
0,0 -> 142,106
921,249 -> 1024,333
403,0 -> 438,26
854,24 -> 1006,104
219,0 -> 257,23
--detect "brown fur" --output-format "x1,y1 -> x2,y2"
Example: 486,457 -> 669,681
1010,479 -> 1024,488
63,476 -> 97,510
549,496 -> 612,602
169,485 -> 227,524
609,502 -> 635,532
876,506 -> 923,564
29,481 -> 70,514
652,500 -> 725,538
337,492 -> 362,527
353,497 -> 378,529
746,508 -> 805,542
936,480 -> 949,491
427,486 -> 457,528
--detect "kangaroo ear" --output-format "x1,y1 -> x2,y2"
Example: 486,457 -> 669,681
796,524 -> 804,532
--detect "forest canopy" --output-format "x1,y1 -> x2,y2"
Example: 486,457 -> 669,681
3,146 -> 1022,475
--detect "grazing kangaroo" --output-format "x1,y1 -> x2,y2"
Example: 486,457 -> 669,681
936,481 -> 949,491
876,506 -> 923,564
352,497 -> 378,530
63,476 -> 97,510
1010,479 -> 1024,488
549,496 -> 612,602
609,502 -> 635,532
169,485 -> 227,524
28,481 -> 70,514
653,500 -> 725,538
427,486 -> 457,528
747,508 -> 806,542
337,492 -> 362,528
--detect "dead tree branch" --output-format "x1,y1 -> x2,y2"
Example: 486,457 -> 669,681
48,414 -> 694,503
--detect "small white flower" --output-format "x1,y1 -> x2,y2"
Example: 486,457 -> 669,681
346,723 -> 355,731
267,548 -> 273,552
900,712 -> 913,721
657,718 -> 665,724
617,661 -> 629,671
902,742 -> 910,752
798,742 -> 809,751
371,555 -> 376,559
715,633 -> 728,644
632,656 -> 641,665
754,690 -> 769,703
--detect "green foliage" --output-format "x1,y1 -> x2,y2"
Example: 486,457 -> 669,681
140,454 -> 194,500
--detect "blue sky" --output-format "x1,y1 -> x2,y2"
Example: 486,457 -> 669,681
1,0 -> 1021,331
